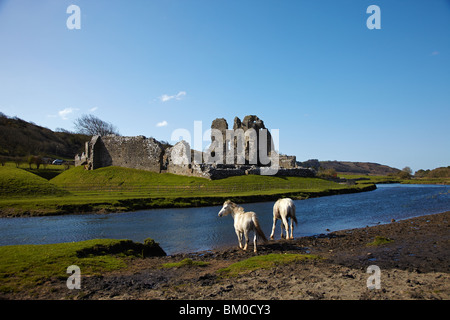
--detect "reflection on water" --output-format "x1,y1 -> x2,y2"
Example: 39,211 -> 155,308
0,184 -> 449,254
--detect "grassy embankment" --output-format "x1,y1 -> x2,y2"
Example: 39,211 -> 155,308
0,238 -> 164,294
0,164 -> 376,216
0,239 -> 320,295
338,174 -> 450,185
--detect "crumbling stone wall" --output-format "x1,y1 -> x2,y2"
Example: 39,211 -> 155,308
100,135 -> 163,171
279,155 -> 297,169
76,135 -> 163,172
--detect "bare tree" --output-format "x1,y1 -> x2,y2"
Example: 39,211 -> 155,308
73,114 -> 120,136
14,156 -> 23,168
398,166 -> 412,179
402,166 -> 413,175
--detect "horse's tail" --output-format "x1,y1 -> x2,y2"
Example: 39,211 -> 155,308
252,214 -> 268,243
288,200 -> 298,226
292,213 -> 298,226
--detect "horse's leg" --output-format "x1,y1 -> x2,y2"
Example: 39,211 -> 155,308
270,217 -> 277,240
236,230 -> 243,249
281,216 -> 289,239
289,216 -> 294,239
243,230 -> 249,251
280,222 -> 285,239
253,231 -> 258,253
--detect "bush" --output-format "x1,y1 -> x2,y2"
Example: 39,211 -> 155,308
397,170 -> 411,179
318,168 -> 337,178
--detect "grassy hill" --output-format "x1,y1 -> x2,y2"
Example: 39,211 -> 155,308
0,113 -> 88,159
416,166 -> 450,178
319,161 -> 400,175
51,165 -> 207,189
0,166 -> 69,197
50,166 -> 360,197
0,165 -> 375,216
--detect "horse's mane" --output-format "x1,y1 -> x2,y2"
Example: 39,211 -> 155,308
227,200 -> 245,214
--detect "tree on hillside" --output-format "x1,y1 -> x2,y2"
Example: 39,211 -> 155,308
55,127 -> 73,134
73,114 -> 120,137
27,155 -> 43,169
397,166 -> 412,179
298,159 -> 320,171
318,167 -> 338,178
402,166 -> 413,175
414,169 -> 429,178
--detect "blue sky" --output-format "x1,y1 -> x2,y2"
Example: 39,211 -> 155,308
0,0 -> 449,172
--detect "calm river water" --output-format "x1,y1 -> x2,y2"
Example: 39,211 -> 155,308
0,184 -> 449,254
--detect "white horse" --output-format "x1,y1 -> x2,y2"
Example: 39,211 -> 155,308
270,198 -> 297,240
218,200 -> 268,252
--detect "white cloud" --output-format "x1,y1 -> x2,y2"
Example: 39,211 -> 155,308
158,91 -> 186,102
58,107 -> 79,120
175,91 -> 186,99
89,106 -> 98,112
156,120 -> 168,127
159,94 -> 172,102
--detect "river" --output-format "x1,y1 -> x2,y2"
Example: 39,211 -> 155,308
0,184 -> 449,254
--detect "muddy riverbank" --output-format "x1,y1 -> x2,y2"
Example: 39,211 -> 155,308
5,211 -> 449,300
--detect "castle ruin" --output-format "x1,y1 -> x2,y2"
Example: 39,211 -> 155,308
75,115 -> 314,179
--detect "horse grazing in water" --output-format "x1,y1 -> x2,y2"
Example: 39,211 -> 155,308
218,200 -> 268,253
270,198 -> 297,240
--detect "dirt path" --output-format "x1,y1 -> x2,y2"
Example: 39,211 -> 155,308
6,211 -> 450,300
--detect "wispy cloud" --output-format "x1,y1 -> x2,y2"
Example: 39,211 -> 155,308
89,106 -> 98,113
156,120 -> 168,127
431,51 -> 440,56
57,107 -> 79,120
159,91 -> 186,102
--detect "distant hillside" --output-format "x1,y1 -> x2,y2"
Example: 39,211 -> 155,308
320,161 -> 400,176
0,113 -> 89,159
416,166 -> 450,178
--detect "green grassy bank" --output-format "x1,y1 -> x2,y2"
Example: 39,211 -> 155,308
0,238 -> 165,294
0,165 -> 376,217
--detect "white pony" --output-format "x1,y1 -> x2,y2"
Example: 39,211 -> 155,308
270,198 -> 297,240
218,200 -> 268,252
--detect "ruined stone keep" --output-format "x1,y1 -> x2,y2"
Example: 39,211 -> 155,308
209,115 -> 274,167
75,115 -> 314,179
